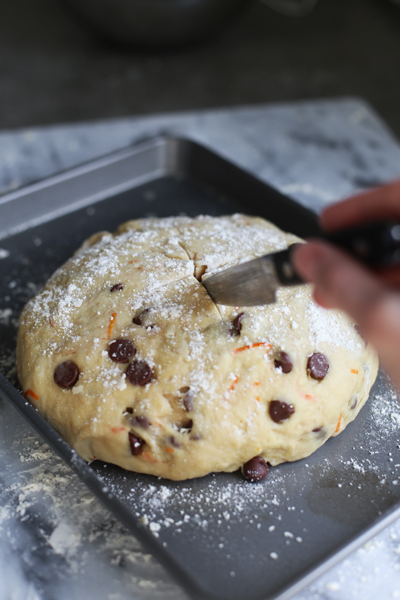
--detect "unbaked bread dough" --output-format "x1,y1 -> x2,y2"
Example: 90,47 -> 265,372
16,215 -> 378,481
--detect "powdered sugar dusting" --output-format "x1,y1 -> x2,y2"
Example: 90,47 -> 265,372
306,301 -> 363,352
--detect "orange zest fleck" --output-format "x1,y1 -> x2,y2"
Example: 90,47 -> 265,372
106,312 -> 117,340
165,447 -> 175,454
231,342 -> 272,355
227,375 -> 239,392
142,451 -> 158,463
351,369 -> 359,374
253,381 -> 260,387
111,426 -> 126,434
49,317 -> 54,328
255,396 -> 260,402
335,414 -> 342,433
25,389 -> 38,401
304,394 -> 316,401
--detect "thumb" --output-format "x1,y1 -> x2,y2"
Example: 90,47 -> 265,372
292,240 -> 400,390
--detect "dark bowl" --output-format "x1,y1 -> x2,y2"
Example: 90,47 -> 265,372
61,0 -> 251,48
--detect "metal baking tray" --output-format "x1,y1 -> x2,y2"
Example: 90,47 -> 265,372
1,137 -> 400,600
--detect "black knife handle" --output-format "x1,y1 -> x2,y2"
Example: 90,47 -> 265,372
272,221 -> 400,287
325,220 -> 400,267
273,246 -> 303,286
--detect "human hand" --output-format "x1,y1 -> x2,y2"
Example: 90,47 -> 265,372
292,180 -> 400,391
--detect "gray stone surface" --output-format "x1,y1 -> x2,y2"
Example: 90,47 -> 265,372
1,99 -> 400,600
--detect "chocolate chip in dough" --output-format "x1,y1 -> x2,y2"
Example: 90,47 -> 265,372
110,283 -> 123,292
230,312 -> 245,336
130,415 -> 151,429
312,426 -> 326,438
180,419 -> 193,432
242,456 -> 269,482
183,392 -> 194,412
126,360 -> 153,386
108,339 -> 136,363
269,400 -> 295,423
168,436 -> 181,448
307,353 -> 329,381
351,396 -> 358,410
274,351 -> 293,374
132,308 -> 150,326
128,432 -> 145,456
54,361 -> 80,388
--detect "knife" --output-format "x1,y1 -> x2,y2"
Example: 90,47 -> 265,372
202,220 -> 400,306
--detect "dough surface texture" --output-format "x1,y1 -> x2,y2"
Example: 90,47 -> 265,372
17,215 -> 378,480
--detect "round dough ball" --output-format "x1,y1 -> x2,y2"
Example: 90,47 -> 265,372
16,215 -> 378,480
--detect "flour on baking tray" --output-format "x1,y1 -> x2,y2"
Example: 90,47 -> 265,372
2,372 -> 400,537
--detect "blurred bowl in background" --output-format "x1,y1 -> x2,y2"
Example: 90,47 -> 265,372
60,0 -> 251,48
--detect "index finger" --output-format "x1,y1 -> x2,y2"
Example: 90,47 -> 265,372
320,179 -> 400,231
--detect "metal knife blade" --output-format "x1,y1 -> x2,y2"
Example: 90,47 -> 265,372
202,219 -> 400,306
202,249 -> 298,306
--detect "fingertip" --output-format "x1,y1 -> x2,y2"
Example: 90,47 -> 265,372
320,200 -> 349,231
295,239 -> 386,326
319,204 -> 335,230
292,240 -> 333,283
312,287 -> 334,310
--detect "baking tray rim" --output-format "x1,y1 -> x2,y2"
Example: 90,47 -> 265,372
0,135 -> 396,600
0,135 -> 320,242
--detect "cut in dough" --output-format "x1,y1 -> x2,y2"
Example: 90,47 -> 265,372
17,215 -> 378,480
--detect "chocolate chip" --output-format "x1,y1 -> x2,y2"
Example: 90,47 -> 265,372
125,407 -> 133,414
179,386 -> 190,394
190,433 -> 202,441
230,312 -> 245,335
110,283 -> 123,292
108,339 -> 136,363
180,419 -> 193,432
274,351 -> 293,374
168,436 -> 181,448
351,396 -> 358,410
126,360 -> 153,386
242,456 -> 269,482
307,353 -> 329,381
133,308 -> 150,326
128,432 -> 145,456
312,426 -> 326,438
130,415 -> 151,429
269,400 -> 295,423
183,392 -> 194,412
54,361 -> 80,388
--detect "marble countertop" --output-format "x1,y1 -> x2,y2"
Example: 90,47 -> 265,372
1,98 -> 400,600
